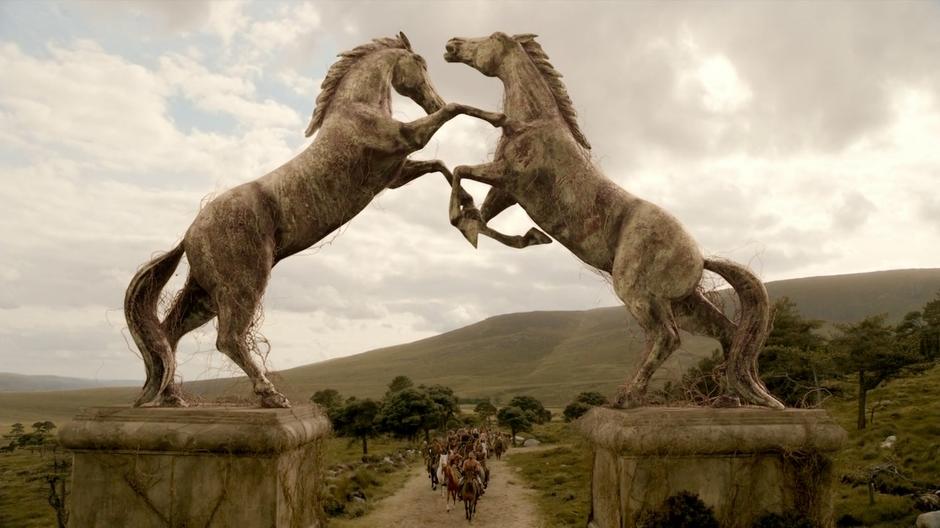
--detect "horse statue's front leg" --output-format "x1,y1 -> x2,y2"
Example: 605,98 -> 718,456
399,103 -> 505,151
448,163 -> 552,249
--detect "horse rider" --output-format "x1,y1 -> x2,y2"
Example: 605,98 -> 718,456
460,451 -> 485,496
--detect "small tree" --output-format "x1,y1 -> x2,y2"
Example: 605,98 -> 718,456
574,391 -> 608,406
474,401 -> 497,424
378,387 -> 437,441
334,398 -> 380,455
507,395 -> 551,424
422,384 -> 460,431
759,298 -> 832,407
386,375 -> 414,395
563,391 -> 609,421
3,423 -> 25,450
497,406 -> 532,446
310,389 -> 344,422
832,315 -> 922,429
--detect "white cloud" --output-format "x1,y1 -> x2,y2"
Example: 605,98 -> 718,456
246,2 -> 321,54
1,1 -> 939,382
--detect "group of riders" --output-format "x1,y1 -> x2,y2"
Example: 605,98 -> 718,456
423,426 -> 511,521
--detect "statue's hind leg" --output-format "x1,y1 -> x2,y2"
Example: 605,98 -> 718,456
614,293 -> 681,408
213,281 -> 290,408
158,277 -> 216,407
675,290 -> 780,407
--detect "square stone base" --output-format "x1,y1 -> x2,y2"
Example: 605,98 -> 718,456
60,405 -> 329,528
578,407 -> 846,528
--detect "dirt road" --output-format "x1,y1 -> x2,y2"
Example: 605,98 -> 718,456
333,451 -> 543,527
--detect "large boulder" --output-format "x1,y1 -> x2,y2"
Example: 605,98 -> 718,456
917,511 -> 940,528
523,438 -> 541,447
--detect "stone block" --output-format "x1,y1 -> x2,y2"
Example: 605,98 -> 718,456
578,407 -> 847,528
60,404 -> 330,528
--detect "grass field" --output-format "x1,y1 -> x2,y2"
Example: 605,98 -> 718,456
504,420 -> 592,527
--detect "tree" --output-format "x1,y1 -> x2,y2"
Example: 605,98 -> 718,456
422,384 -> 459,431
832,315 -> 922,429
574,391 -> 608,406
759,298 -> 833,407
922,294 -> 940,359
310,389 -> 344,422
474,401 -> 497,424
563,391 -> 609,422
497,406 -> 532,445
378,387 -> 437,441
563,402 -> 591,422
386,375 -> 414,395
507,395 -> 551,424
333,398 -> 380,455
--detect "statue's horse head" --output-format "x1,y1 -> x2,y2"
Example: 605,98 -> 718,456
444,32 -> 533,77
305,32 -> 445,137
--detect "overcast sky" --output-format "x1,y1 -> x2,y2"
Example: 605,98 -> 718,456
1,1 -> 939,382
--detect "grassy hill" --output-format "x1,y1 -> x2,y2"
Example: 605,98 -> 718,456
1,268 -> 938,426
0,373 -> 138,393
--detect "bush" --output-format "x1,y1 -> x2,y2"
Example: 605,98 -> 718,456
563,401 -> 592,422
752,511 -> 814,528
637,491 -> 719,528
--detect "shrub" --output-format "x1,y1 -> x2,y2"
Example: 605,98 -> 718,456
752,511 -> 814,528
637,491 -> 719,528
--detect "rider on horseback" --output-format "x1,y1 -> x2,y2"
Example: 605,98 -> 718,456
459,451 -> 485,496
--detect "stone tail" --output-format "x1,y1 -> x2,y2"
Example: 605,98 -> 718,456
125,243 -> 185,406
703,257 -> 785,409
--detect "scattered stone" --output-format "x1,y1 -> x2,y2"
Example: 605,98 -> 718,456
917,511 -> 940,528
916,492 -> 940,512
880,435 -> 897,449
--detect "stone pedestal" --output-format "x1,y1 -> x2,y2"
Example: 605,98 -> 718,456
578,407 -> 846,528
60,405 -> 330,528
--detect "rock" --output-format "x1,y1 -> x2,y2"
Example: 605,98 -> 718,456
514,436 -> 525,443
917,511 -> 940,528
382,456 -> 393,464
917,493 -> 940,512
523,438 -> 541,447
880,435 -> 897,449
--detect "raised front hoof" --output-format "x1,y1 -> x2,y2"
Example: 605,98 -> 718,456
523,228 -> 552,247
260,391 -> 291,408
457,221 -> 480,248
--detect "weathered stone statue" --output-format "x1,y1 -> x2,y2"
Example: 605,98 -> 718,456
444,32 -> 784,409
124,33 -> 510,408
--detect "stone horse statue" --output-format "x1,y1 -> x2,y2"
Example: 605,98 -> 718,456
444,32 -> 784,409
125,33 -> 512,408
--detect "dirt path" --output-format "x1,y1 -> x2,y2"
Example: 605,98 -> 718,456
333,448 -> 547,528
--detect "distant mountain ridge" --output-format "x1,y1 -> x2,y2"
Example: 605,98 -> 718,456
0,268 -> 937,424
0,373 -> 139,393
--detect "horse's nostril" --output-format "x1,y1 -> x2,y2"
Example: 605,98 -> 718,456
445,42 -> 456,54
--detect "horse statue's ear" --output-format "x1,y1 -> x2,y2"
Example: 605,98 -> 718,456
512,33 -> 538,42
398,31 -> 412,51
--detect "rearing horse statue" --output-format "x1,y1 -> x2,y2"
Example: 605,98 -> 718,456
125,33 -> 511,408
445,32 -> 784,409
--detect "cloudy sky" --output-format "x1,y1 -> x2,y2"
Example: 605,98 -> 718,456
1,1 -> 938,382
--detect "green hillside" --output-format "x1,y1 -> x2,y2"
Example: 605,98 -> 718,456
1,268 -> 938,426
0,373 -> 138,392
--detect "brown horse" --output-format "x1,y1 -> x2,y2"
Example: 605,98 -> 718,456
124,33 -> 509,408
461,479 -> 481,521
493,435 -> 505,460
442,459 -> 461,512
445,32 -> 784,409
